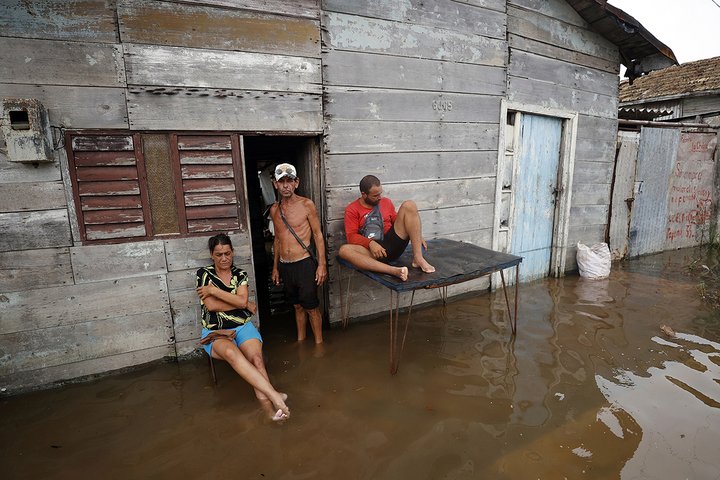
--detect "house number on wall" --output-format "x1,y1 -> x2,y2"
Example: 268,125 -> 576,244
432,100 -> 453,111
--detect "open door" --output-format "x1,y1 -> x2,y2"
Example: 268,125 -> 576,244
241,135 -> 325,335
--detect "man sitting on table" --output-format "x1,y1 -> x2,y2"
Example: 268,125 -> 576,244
338,175 -> 435,281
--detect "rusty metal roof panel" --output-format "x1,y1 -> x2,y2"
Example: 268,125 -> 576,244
618,106 -> 674,121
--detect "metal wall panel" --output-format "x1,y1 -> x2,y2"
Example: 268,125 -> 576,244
628,127 -> 679,257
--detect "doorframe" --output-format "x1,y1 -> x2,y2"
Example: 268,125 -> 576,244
493,100 -> 579,279
238,134 -> 326,326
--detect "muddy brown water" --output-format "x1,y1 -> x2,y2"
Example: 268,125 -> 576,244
2,248 -> 720,479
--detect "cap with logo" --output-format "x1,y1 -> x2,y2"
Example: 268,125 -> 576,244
274,163 -> 297,181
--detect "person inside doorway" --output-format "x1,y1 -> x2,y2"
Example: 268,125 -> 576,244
339,175 -> 435,281
268,163 -> 327,344
196,233 -> 289,421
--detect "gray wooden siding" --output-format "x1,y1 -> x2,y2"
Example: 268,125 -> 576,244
117,1 -> 323,131
0,181 -> 66,213
0,0 -> 315,392
124,44 -> 322,94
179,0 -> 321,19
0,84 -> 128,129
507,3 -> 619,62
126,88 -> 322,132
322,0 -> 506,38
0,210 -> 72,252
507,0 -> 621,271
117,0 -> 321,57
323,51 -> 506,94
0,37 -> 125,87
323,12 -> 506,65
325,151 -> 498,187
323,0 -> 508,324
0,248 -> 73,292
0,0 -> 119,43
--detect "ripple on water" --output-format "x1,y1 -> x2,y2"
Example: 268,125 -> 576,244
595,330 -> 720,479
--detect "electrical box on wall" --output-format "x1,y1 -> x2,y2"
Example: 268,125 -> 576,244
1,98 -> 54,163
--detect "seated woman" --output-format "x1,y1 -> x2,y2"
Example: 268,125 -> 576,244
196,233 -> 289,421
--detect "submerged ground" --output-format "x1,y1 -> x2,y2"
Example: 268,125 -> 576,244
2,247 -> 720,479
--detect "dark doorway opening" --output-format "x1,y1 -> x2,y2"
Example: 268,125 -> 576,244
242,135 -> 324,339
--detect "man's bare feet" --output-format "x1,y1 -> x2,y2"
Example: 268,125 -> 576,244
313,342 -> 326,358
394,266 -> 409,281
412,257 -> 435,273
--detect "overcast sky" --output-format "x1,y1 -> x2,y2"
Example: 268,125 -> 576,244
607,0 -> 720,64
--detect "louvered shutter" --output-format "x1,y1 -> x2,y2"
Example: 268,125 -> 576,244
173,135 -> 244,233
68,134 -> 151,241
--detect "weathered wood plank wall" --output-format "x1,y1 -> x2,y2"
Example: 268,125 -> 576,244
118,0 -> 322,132
507,0 -> 620,270
0,0 -> 320,392
322,0 -> 507,322
0,0 -> 636,390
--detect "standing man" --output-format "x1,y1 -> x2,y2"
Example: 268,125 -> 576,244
269,163 -> 327,344
339,175 -> 435,281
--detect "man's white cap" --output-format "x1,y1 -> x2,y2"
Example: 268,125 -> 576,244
274,163 -> 297,181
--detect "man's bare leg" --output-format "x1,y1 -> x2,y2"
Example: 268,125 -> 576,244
306,307 -> 324,344
393,200 -> 435,273
338,244 -> 409,281
294,304 -> 308,341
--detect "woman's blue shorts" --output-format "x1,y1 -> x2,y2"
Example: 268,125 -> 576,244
201,322 -> 263,356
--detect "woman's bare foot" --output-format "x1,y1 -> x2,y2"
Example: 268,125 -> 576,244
394,266 -> 409,281
272,409 -> 288,421
270,393 -> 289,421
412,257 -> 435,273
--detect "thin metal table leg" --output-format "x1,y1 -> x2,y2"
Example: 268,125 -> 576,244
499,268 -> 515,336
208,355 -> 217,385
438,286 -> 447,304
513,264 -> 520,336
389,290 -> 397,374
390,289 -> 415,375
339,263 -> 353,329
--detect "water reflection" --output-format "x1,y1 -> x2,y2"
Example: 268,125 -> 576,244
2,247 -> 720,479
596,331 -> 720,479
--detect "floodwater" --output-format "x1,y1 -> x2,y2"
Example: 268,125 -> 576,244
2,248 -> 720,480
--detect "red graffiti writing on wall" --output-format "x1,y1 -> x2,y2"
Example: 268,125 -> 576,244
673,162 -> 703,181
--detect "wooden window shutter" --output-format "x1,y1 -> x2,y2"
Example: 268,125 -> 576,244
67,134 -> 152,241
172,134 -> 245,233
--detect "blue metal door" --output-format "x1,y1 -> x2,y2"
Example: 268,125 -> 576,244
511,113 -> 562,282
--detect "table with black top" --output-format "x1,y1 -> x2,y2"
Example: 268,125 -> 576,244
337,238 -> 523,374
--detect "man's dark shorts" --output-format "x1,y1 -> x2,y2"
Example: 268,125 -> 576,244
278,256 -> 319,310
379,224 -> 410,262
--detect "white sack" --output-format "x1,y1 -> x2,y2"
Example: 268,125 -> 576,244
576,242 -> 611,279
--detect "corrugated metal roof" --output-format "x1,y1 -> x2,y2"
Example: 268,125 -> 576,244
618,106 -> 674,121
619,56 -> 720,103
565,0 -> 677,79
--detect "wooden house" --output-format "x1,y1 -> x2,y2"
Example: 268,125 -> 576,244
0,0 -> 676,392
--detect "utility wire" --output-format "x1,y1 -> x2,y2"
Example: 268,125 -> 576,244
711,0 -> 720,8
